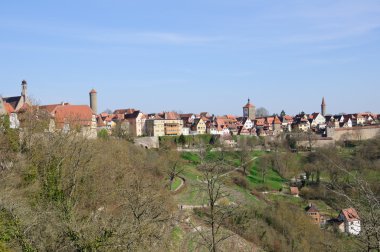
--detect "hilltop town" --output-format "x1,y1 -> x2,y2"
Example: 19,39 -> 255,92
1,81 -> 379,251
1,81 -> 379,145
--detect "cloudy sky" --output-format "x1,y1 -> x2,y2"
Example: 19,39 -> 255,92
0,0 -> 379,115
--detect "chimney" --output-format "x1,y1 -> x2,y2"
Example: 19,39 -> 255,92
89,89 -> 98,114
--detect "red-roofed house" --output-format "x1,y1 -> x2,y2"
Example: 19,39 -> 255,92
290,186 -> 299,197
305,203 -> 323,225
337,208 -> 361,235
41,104 -> 97,138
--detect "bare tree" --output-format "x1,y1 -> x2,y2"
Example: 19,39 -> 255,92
256,107 -> 269,118
237,138 -> 253,175
195,162 -> 236,252
321,153 -> 380,252
165,150 -> 184,190
258,154 -> 271,183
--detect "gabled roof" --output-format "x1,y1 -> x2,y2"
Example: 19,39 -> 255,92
305,204 -> 319,213
341,208 -> 360,222
273,116 -> 281,124
164,111 -> 180,120
290,187 -> 299,195
255,118 -> 265,126
2,96 -> 22,110
52,105 -> 94,128
4,102 -> 15,114
114,108 -> 135,115
96,116 -> 106,127
39,103 -> 70,113
125,110 -> 141,119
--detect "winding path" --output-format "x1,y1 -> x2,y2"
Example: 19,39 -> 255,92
172,177 -> 186,192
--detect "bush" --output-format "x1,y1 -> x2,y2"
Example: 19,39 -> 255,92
232,175 -> 249,189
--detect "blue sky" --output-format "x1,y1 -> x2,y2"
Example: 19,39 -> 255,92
0,0 -> 379,115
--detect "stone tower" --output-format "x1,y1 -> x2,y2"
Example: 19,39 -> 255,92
321,97 -> 326,116
21,80 -> 27,98
243,98 -> 256,120
89,89 -> 98,114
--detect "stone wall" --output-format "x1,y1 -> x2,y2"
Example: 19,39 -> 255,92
327,125 -> 380,141
297,138 -> 335,148
134,136 -> 159,149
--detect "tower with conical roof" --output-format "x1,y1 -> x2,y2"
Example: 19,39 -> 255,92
89,89 -> 98,114
321,97 -> 326,116
21,80 -> 27,98
243,98 -> 256,120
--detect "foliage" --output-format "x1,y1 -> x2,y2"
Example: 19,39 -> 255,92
97,128 -> 109,140
256,107 -> 269,117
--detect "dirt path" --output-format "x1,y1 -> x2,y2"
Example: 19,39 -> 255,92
173,177 -> 185,192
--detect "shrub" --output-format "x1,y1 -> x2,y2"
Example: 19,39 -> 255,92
232,175 -> 249,189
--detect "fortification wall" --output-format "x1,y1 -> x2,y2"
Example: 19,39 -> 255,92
134,136 -> 159,149
329,126 -> 380,141
298,138 -> 335,148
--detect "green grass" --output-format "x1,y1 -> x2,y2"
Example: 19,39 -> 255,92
171,226 -> 184,243
175,184 -> 209,205
247,158 -> 286,190
182,164 -> 202,181
233,185 -> 260,203
171,177 -> 182,191
267,193 -> 304,205
181,152 -> 201,164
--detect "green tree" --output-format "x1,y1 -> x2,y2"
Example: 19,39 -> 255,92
178,134 -> 186,147
97,128 -> 109,140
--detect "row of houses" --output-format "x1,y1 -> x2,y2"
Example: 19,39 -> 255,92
96,107 -> 379,139
2,82 -> 379,139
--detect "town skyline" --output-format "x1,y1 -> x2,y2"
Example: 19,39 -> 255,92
0,82 -> 378,117
1,0 -> 380,115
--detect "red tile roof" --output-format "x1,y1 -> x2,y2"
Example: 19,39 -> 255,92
164,111 -> 180,120
52,105 -> 94,128
341,208 -> 360,222
290,187 -> 299,195
4,102 -> 14,114
243,98 -> 254,108
39,103 -> 70,113
273,116 -> 281,124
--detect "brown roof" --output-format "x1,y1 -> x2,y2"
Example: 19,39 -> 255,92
273,116 -> 281,124
39,103 -> 70,113
266,117 -> 274,124
290,187 -> 299,195
4,102 -> 15,114
243,98 -> 254,108
341,208 -> 360,221
305,204 -> 319,213
125,110 -> 141,119
164,111 -> 180,120
53,105 -> 94,128
89,89 -> 97,94
114,108 -> 135,115
255,118 -> 265,126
